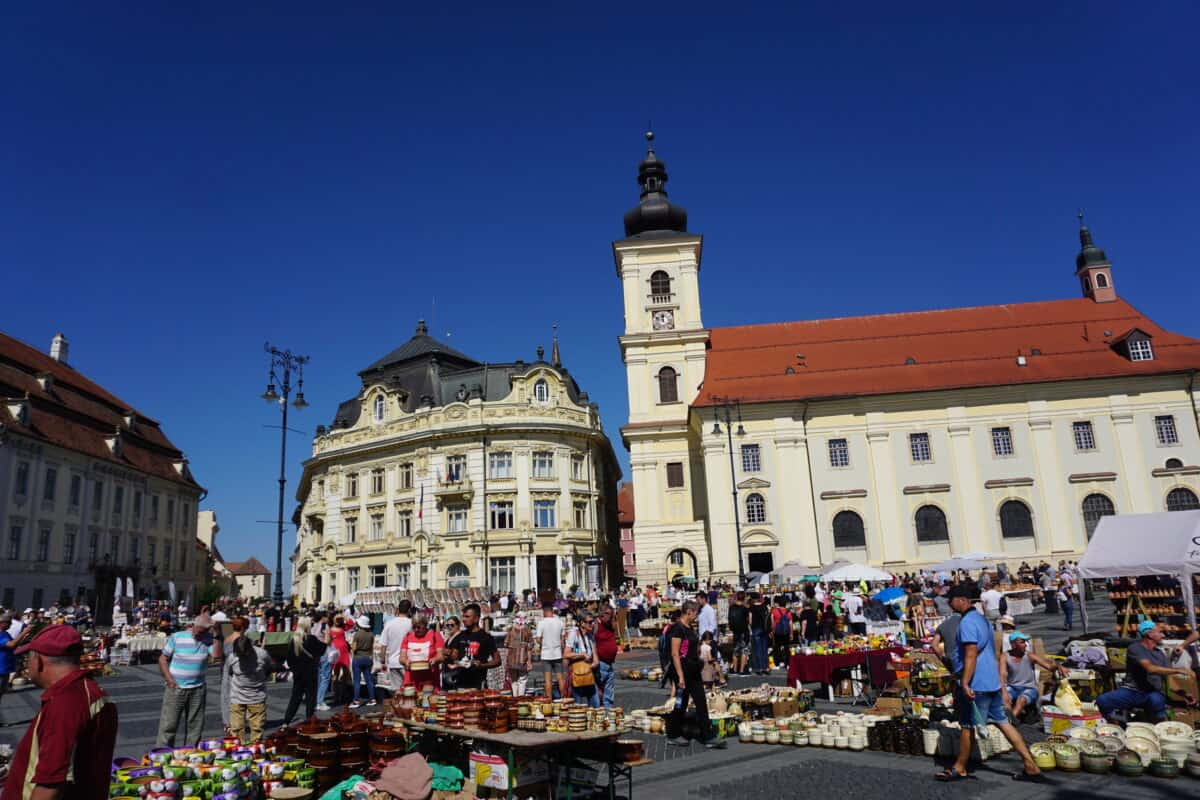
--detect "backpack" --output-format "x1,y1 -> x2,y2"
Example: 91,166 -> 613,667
773,609 -> 791,638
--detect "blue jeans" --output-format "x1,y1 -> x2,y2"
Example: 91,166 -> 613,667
351,655 -> 375,703
751,630 -> 769,672
316,656 -> 332,706
597,662 -> 615,708
1097,687 -> 1167,721
573,684 -> 600,707
1062,598 -> 1074,630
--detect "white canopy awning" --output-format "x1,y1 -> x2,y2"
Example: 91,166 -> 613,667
1078,510 -> 1200,578
821,562 -> 893,583
1078,510 -> 1200,630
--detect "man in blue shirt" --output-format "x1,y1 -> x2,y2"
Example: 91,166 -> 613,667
0,613 -> 34,708
936,585 -> 1043,783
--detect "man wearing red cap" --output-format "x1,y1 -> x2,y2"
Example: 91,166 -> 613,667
2,624 -> 118,800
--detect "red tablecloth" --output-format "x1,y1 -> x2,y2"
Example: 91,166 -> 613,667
787,647 -> 905,688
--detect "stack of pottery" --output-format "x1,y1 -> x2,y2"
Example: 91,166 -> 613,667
1115,748 -> 1145,777
1031,743 -> 1056,771
1123,728 -> 1160,767
1155,722 -> 1194,768
751,723 -> 766,744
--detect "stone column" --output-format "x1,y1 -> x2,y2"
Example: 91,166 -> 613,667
865,427 -> 906,564
774,434 -> 821,566
946,421 -> 988,555
1027,415 -> 1074,553
1110,400 -> 1153,513
701,438 -> 737,576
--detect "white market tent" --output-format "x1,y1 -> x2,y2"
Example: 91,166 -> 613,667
1077,509 -> 1200,630
821,562 -> 894,583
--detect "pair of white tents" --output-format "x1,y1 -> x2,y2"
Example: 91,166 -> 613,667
1078,509 -> 1200,631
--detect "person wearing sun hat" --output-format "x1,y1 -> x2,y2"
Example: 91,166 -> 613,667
1097,619 -> 1194,722
2,624 -> 118,800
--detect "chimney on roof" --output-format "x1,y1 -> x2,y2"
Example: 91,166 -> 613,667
49,332 -> 69,364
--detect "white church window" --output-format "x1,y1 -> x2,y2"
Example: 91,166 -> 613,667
828,439 -> 849,468
745,493 -> 766,524
991,427 -> 1014,457
908,432 -> 932,463
1129,339 -> 1154,361
533,379 -> 550,403
741,444 -> 761,473
1155,415 -> 1179,446
1167,487 -> 1200,512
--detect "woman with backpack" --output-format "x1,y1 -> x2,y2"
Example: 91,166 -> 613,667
770,596 -> 792,669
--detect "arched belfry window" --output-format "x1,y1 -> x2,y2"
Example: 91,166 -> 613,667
1096,273 -> 1109,288
650,271 -> 672,301
658,367 -> 678,403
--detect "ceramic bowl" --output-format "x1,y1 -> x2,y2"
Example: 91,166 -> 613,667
834,736 -> 849,749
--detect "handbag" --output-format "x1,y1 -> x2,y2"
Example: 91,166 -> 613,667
571,659 -> 595,688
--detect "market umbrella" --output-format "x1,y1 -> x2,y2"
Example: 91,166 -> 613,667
872,586 -> 907,604
928,557 -> 989,573
821,562 -> 893,582
769,560 -> 813,581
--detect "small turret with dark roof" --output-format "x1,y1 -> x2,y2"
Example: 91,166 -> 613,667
622,131 -> 689,239
1074,212 -> 1117,303
1076,212 -> 1111,270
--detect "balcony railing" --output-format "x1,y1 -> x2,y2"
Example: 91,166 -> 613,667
648,292 -> 674,305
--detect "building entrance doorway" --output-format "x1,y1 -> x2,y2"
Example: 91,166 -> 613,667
665,548 -> 698,584
536,555 -> 557,594
747,552 -> 774,575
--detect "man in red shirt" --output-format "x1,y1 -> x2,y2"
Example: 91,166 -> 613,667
593,606 -> 619,708
2,625 -> 118,800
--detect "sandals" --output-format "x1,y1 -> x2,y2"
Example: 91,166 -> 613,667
934,770 -> 972,782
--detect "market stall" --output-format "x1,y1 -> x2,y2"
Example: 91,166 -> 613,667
1077,509 -> 1200,632
787,645 -> 906,701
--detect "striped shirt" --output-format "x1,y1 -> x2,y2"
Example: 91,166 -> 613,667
163,630 -> 214,688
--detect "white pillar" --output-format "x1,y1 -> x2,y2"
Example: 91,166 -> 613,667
1027,416 -> 1074,554
947,422 -> 988,555
774,435 -> 821,566
865,429 -> 906,564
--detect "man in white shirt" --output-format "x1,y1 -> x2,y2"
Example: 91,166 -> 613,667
534,603 -> 566,699
844,590 -> 867,635
696,591 -> 718,640
377,600 -> 413,690
980,586 -> 1004,629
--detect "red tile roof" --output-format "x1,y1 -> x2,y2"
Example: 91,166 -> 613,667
0,331 -> 201,489
617,481 -> 635,523
227,557 -> 271,576
694,298 -> 1200,407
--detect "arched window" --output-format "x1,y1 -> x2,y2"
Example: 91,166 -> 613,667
914,505 -> 949,543
658,367 -> 678,403
745,493 -> 766,524
649,270 -> 672,299
832,511 -> 866,549
373,395 -> 385,422
1096,273 -> 1109,288
533,379 -> 549,403
1165,458 -> 1184,470
1081,493 -> 1115,539
999,500 -> 1034,539
447,562 -> 470,578
1167,487 -> 1200,512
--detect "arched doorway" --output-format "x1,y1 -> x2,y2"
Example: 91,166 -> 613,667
665,548 -> 698,584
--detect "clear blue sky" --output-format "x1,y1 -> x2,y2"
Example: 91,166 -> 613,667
4,4 -> 1197,580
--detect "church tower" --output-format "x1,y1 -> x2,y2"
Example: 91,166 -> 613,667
614,133 -> 711,583
1075,213 -> 1117,303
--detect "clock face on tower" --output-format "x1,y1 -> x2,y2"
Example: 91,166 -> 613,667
652,310 -> 675,331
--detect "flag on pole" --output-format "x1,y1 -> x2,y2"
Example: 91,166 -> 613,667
126,578 -> 135,598
113,577 -> 122,599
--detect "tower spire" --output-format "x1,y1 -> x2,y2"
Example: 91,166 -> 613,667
622,130 -> 688,238
1074,211 -> 1116,303
551,324 -> 561,367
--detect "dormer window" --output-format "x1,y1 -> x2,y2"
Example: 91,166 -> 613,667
533,379 -> 549,403
1128,339 -> 1153,361
373,394 -> 386,422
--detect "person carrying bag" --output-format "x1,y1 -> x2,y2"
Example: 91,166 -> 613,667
564,614 -> 599,707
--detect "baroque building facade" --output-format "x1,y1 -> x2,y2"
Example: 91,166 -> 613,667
291,322 -> 621,603
0,332 -> 206,620
616,135 -> 1200,583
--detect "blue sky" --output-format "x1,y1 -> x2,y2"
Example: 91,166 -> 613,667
4,4 -> 1197,579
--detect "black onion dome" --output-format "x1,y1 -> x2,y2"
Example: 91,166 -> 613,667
622,131 -> 688,238
1075,213 -> 1111,270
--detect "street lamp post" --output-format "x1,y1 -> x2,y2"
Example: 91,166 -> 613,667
260,343 -> 309,605
710,396 -> 746,589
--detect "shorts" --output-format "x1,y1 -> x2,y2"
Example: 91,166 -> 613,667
956,687 -> 1006,727
1007,685 -> 1039,706
733,631 -> 751,656
541,659 -> 564,675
